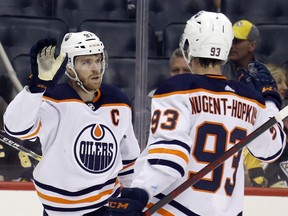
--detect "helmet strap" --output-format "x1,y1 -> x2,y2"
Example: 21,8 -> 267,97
65,66 -> 97,94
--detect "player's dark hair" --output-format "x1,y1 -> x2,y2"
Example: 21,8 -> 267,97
197,58 -> 223,68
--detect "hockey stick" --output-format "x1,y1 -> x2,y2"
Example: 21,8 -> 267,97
144,105 -> 288,216
0,132 -> 42,161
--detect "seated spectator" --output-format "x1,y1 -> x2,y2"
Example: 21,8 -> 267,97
264,64 -> 288,188
266,64 -> 288,102
243,147 -> 267,187
222,19 -> 260,80
168,48 -> 191,76
148,48 -> 191,98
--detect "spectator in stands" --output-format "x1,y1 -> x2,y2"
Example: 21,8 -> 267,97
222,20 -> 266,187
222,19 -> 260,80
266,64 -> 288,102
242,147 -> 267,187
264,64 -> 288,188
148,48 -> 191,98
168,48 -> 191,76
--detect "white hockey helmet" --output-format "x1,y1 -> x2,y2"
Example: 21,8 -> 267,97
60,31 -> 106,93
180,11 -> 234,64
60,31 -> 105,72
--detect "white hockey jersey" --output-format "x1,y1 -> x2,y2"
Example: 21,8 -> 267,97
131,73 -> 286,216
4,83 -> 140,215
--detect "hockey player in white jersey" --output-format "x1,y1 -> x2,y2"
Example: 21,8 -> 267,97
108,11 -> 286,216
3,31 -> 140,215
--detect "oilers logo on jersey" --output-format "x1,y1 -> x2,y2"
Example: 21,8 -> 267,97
74,123 -> 118,174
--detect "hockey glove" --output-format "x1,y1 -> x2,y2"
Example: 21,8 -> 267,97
108,188 -> 149,216
237,62 -> 282,109
28,38 -> 68,93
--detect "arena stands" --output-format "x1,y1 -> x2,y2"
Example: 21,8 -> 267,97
78,19 -> 158,58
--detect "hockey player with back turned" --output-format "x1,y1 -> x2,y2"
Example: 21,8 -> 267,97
108,11 -> 286,216
3,31 -> 140,215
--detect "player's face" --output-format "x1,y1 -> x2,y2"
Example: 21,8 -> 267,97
74,54 -> 103,91
229,38 -> 256,62
169,57 -> 191,76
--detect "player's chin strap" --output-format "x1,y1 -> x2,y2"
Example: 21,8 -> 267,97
65,66 -> 103,94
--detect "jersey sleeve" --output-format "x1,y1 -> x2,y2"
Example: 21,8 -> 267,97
4,87 -> 59,153
131,93 -> 192,197
4,87 -> 44,140
117,106 -> 140,187
246,101 -> 286,162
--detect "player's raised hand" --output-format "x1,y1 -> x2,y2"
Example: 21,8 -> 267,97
237,62 -> 282,109
28,38 -> 68,92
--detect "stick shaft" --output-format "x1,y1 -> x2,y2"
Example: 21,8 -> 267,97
144,111 -> 284,215
0,133 -> 42,161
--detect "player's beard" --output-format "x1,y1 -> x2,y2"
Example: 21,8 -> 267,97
83,75 -> 102,92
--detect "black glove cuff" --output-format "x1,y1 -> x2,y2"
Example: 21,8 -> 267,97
29,84 -> 46,93
27,74 -> 54,93
108,188 -> 149,215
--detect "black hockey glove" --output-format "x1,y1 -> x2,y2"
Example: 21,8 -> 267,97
28,38 -> 68,93
237,62 -> 282,109
108,188 -> 149,216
